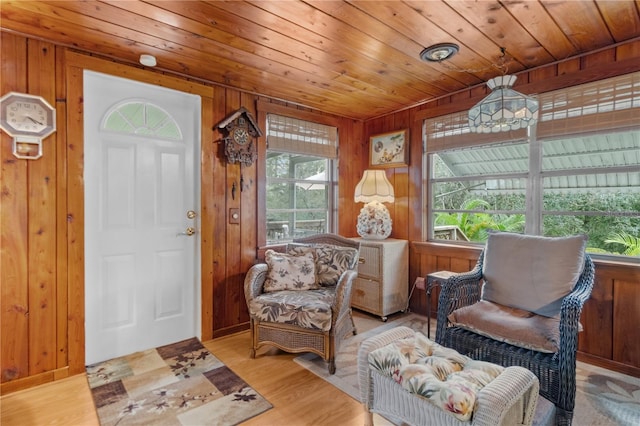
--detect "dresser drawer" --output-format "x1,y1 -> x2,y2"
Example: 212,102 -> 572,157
357,245 -> 380,279
352,277 -> 381,313
350,238 -> 408,320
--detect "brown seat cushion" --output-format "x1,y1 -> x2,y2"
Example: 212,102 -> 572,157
448,300 -> 562,353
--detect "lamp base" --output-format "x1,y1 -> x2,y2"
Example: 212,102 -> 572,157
356,200 -> 392,240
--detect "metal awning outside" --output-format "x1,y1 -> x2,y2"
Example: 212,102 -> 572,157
437,129 -> 640,194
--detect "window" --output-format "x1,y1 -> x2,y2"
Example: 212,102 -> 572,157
265,114 -> 338,244
424,72 -> 640,260
103,101 -> 182,139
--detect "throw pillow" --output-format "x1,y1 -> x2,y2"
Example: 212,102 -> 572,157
288,243 -> 358,286
482,232 -> 587,317
263,249 -> 318,292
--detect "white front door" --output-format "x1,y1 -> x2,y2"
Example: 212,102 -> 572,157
84,71 -> 201,365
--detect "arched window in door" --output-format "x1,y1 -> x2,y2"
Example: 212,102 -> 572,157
101,101 -> 182,140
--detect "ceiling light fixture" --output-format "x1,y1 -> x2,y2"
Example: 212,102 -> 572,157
420,43 -> 459,62
468,74 -> 539,133
139,54 -> 157,67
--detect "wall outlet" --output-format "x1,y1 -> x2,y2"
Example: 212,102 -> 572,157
229,208 -> 240,224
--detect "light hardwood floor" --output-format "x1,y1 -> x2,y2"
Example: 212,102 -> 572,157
1,313 -> 392,426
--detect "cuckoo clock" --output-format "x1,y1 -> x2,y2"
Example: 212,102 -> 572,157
216,107 -> 263,167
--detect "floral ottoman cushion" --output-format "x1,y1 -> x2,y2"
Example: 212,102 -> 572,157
368,332 -> 504,422
249,287 -> 335,331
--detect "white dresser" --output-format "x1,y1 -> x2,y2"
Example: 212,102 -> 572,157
350,238 -> 408,321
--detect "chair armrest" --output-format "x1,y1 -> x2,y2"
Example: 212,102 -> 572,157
243,263 -> 268,306
473,366 -> 539,426
357,326 -> 416,407
556,254 -> 595,406
331,269 -> 357,323
559,254 -> 595,335
435,254 -> 484,343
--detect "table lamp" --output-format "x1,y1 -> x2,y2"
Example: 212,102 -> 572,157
354,170 -> 395,239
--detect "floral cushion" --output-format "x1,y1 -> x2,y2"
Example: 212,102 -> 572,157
287,243 -> 358,287
368,332 -> 504,422
248,287 -> 334,331
263,249 -> 319,293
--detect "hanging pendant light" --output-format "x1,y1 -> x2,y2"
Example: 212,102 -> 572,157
468,75 -> 539,133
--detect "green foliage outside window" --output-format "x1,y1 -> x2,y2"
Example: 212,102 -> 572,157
266,153 -> 330,242
434,192 -> 639,256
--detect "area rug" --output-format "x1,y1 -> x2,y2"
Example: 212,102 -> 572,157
294,312 -> 640,426
86,337 -> 272,425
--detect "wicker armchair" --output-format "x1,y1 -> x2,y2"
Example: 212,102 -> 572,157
435,233 -> 595,425
244,233 -> 359,374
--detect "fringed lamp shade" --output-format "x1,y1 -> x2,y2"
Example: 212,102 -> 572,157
354,170 -> 395,239
468,75 -> 539,133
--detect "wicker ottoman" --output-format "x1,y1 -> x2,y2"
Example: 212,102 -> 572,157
358,326 -> 540,426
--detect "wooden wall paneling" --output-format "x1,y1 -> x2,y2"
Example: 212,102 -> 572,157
577,259 -> 640,377
200,93 -> 215,342
409,243 -> 483,314
238,91 -> 257,327
255,99 -> 268,247
64,64 -> 85,376
337,117 -> 362,238
352,118 -> 371,237
223,89 -> 242,334
579,271 -> 613,359
410,250 -> 460,316
353,117 -> 366,236
0,32 -> 30,385
581,48 -> 616,70
391,168 -> 408,242
528,63 -> 557,85
428,254 -> 455,316
391,110 -> 411,242
557,57 -> 581,76
211,86 -> 229,337
26,39 -> 57,376
54,46 -> 69,372
408,108 -> 427,310
410,252 -> 430,315
407,107 -> 423,243
613,278 -> 640,368
616,39 -> 640,60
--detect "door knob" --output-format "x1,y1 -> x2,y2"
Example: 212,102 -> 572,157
187,210 -> 197,219
177,227 -> 196,237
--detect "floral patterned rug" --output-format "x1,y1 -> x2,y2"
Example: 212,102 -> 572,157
295,312 -> 640,426
86,337 -> 272,425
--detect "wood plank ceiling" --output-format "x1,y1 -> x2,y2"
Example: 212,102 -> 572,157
1,1 -> 639,120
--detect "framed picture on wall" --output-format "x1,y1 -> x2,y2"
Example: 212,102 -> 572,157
369,129 -> 409,168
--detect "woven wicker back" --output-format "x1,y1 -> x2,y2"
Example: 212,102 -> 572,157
292,233 -> 360,251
